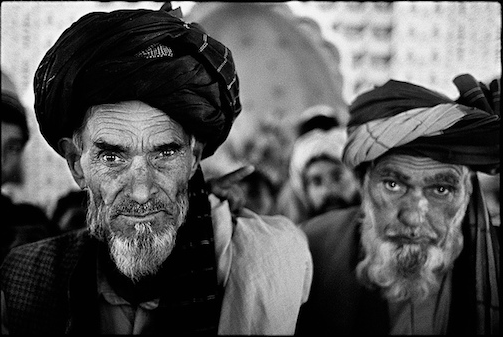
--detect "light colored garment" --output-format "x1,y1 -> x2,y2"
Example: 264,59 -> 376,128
211,194 -> 313,335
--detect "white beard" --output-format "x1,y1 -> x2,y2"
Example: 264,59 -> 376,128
86,189 -> 189,282
356,177 -> 468,303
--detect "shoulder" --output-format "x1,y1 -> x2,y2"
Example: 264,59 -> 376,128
213,194 -> 309,254
1,229 -> 91,279
302,206 -> 361,238
301,206 -> 362,260
210,195 -> 311,283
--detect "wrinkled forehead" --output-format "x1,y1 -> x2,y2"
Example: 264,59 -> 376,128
371,153 -> 470,183
82,100 -> 191,145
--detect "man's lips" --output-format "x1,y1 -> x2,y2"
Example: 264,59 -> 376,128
386,234 -> 435,245
117,211 -> 165,222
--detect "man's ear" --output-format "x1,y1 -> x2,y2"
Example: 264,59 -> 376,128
189,140 -> 204,179
59,137 -> 86,189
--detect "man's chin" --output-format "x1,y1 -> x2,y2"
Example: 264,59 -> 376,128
109,228 -> 177,282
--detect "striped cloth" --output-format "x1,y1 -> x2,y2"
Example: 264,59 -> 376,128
344,77 -> 499,174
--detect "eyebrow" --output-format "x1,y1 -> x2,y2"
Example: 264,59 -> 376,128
94,140 -> 129,153
378,166 -> 461,185
376,167 -> 411,182
152,142 -> 183,153
94,140 -> 185,154
424,172 -> 461,185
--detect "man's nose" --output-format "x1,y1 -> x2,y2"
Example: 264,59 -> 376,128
127,156 -> 158,204
398,189 -> 428,227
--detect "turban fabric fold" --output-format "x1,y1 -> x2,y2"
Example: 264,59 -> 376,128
34,8 -> 241,159
343,76 -> 500,174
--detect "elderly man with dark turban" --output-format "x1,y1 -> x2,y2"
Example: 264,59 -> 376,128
295,74 -> 500,335
0,5 -> 312,335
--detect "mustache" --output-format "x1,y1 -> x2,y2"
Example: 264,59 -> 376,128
110,199 -> 171,218
384,223 -> 438,243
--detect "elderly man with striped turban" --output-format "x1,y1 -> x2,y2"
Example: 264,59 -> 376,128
0,5 -> 312,335
296,75 -> 499,335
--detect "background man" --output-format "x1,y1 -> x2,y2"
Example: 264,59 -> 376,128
296,74 -> 500,335
1,69 -> 50,263
0,5 -> 312,335
277,105 -> 360,224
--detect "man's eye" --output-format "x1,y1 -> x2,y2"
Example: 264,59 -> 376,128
383,179 -> 402,192
159,149 -> 176,158
101,152 -> 122,163
432,185 -> 452,196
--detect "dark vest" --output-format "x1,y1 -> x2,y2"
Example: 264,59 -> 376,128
1,229 -> 94,334
1,228 -> 223,334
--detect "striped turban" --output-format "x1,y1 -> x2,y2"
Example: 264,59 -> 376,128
34,7 -> 241,159
342,75 -> 500,174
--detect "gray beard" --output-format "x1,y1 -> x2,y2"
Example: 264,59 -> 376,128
86,189 -> 189,282
356,182 -> 468,303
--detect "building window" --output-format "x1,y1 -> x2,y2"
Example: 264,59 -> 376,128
346,2 -> 365,12
370,54 -> 392,68
373,26 -> 392,40
345,25 -> 365,39
432,27 -> 439,38
374,2 -> 393,11
353,53 -> 365,67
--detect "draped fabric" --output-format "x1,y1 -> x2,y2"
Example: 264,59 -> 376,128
34,8 -> 241,159
344,78 -> 500,174
449,174 -> 500,335
344,74 -> 500,334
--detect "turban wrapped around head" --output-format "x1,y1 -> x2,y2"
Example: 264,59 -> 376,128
290,127 -> 348,201
343,75 -> 500,174
34,8 -> 241,159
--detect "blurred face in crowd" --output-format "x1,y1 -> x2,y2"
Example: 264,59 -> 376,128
61,100 -> 202,281
357,153 -> 472,302
1,121 -> 25,185
303,156 -> 360,215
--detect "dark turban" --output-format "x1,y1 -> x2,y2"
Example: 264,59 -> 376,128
34,8 -> 241,159
343,74 -> 500,174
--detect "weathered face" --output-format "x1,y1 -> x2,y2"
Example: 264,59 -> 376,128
304,158 -> 359,214
62,100 -> 201,281
1,121 -> 25,185
357,153 -> 472,302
